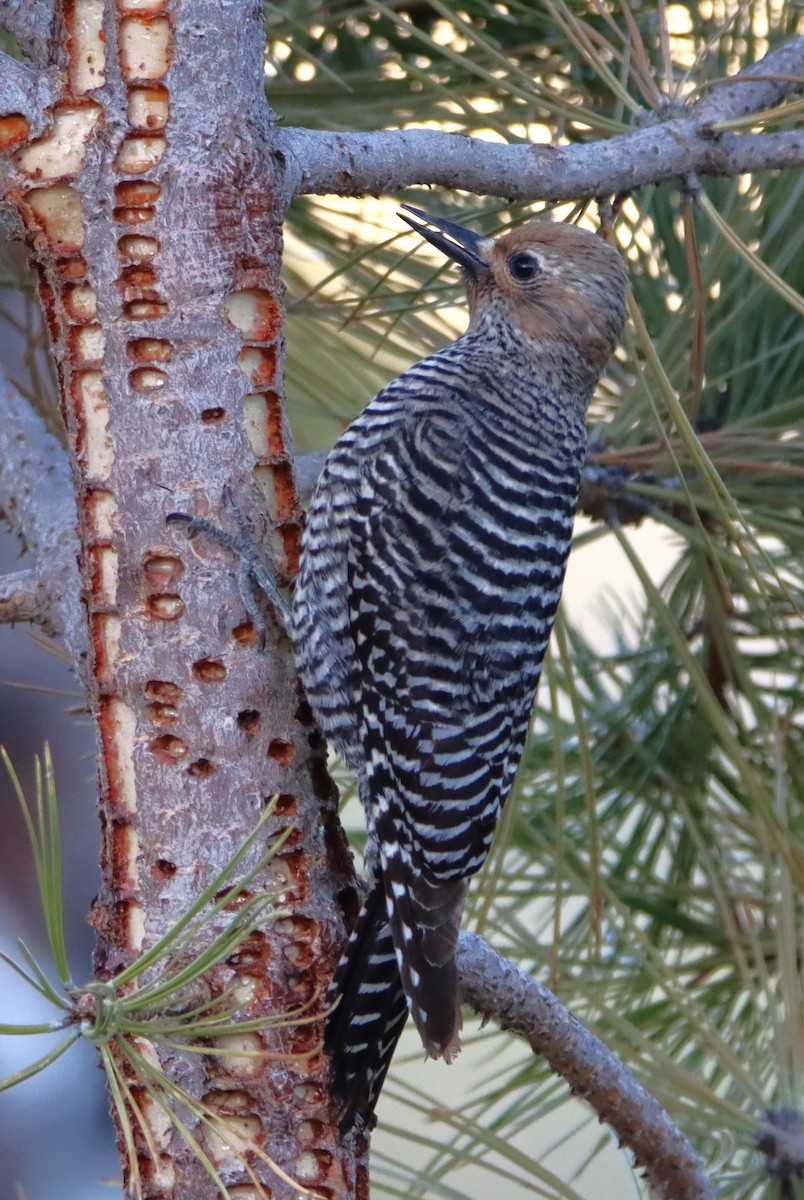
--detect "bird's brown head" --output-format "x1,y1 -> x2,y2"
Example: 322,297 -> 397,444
399,205 -> 628,375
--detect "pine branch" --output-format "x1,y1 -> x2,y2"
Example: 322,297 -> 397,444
690,35 -> 804,122
279,36 -> 804,201
281,126 -> 803,202
0,367 -> 86,670
457,931 -> 716,1200
0,48 -> 51,120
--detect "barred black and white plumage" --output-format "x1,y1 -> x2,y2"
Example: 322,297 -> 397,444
291,206 -> 628,1129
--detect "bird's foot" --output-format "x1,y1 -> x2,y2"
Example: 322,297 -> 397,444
167,490 -> 291,645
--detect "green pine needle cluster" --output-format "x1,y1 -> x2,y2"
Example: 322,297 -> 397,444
0,748 -> 317,1200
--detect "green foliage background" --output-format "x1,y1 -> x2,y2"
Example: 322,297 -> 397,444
269,2 -> 804,1197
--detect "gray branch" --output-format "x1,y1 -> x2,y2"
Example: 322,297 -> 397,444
690,34 -> 804,122
0,50 -> 51,123
279,36 -> 804,201
0,367 -> 87,674
280,125 -> 804,204
457,932 -> 715,1200
0,1 -> 55,65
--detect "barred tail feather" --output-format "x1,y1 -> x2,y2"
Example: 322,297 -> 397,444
383,851 -> 466,1060
324,881 -> 409,1130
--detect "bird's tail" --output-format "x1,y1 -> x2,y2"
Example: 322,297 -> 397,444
382,854 -> 467,1061
324,880 -> 410,1130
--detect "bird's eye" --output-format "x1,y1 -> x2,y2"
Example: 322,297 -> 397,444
508,250 -> 541,282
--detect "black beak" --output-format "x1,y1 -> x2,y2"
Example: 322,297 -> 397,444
398,204 -> 489,275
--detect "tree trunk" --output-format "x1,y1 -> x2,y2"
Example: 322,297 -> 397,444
0,2 -> 365,1197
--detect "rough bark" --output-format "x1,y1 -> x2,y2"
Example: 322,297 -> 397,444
1,3 -> 362,1198
0,364 -> 85,663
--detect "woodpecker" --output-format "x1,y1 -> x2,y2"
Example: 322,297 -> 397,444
292,205 -> 628,1129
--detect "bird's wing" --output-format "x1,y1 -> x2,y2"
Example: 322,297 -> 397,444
344,402 -> 548,1055
345,407 -> 534,884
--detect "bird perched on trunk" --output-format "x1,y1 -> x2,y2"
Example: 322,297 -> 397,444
292,205 -> 629,1130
